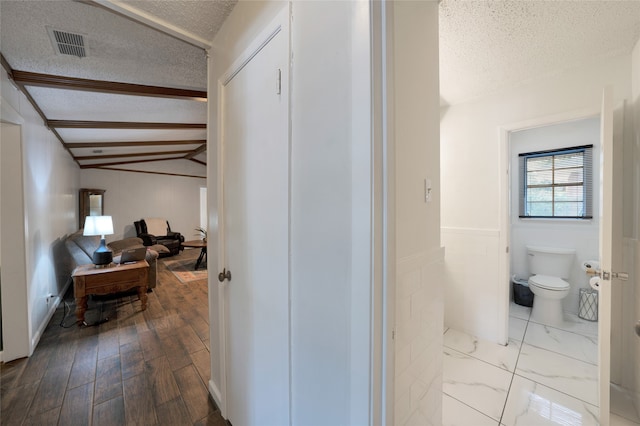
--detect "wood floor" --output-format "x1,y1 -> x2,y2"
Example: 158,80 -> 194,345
1,250 -> 226,426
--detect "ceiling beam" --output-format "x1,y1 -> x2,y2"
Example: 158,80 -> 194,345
184,144 -> 207,159
74,149 -> 193,160
66,140 -> 206,148
1,54 -> 80,165
80,156 -> 185,168
12,70 -> 207,101
92,166 -> 206,179
48,120 -> 206,129
78,0 -> 212,50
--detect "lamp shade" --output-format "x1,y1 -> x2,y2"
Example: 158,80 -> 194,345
83,215 -> 114,237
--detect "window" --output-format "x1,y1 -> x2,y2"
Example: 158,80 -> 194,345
519,145 -> 593,219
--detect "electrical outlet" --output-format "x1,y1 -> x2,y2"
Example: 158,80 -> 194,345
46,293 -> 54,305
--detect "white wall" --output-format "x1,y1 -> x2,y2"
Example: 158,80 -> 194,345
209,1 -> 444,424
441,53 -> 633,341
80,167 -> 204,241
510,117 -> 600,315
629,36 -> 640,409
393,2 -> 444,425
1,67 -> 80,360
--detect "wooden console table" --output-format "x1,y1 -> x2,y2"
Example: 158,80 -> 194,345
72,260 -> 149,324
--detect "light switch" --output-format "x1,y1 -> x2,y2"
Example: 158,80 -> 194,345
424,178 -> 432,203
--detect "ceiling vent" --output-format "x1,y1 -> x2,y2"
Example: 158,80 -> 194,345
47,27 -> 87,58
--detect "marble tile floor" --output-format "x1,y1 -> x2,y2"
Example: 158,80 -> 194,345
443,302 -> 640,426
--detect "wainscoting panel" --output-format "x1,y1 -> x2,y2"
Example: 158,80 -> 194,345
442,228 -> 501,343
394,248 -> 445,426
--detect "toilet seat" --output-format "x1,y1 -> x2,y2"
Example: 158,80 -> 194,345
529,275 -> 569,291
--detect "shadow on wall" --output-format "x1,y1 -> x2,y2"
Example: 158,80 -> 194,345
123,224 -> 137,239
52,235 -> 74,293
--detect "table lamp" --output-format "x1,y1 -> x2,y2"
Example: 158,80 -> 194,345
83,215 -> 114,267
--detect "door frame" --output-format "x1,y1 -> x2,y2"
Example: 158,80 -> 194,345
497,106 -> 601,345
0,100 -> 31,361
215,7 -> 291,419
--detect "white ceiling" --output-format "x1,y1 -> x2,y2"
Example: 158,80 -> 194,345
439,0 -> 640,106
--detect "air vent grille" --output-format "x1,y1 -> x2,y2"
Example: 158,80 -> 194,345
47,28 -> 87,58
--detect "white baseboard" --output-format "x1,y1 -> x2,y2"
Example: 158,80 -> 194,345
30,279 -> 71,352
209,379 -> 223,413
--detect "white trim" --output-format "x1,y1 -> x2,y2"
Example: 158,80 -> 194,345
441,227 -> 500,237
92,0 -> 212,50
208,379 -> 223,409
216,6 -> 291,421
371,1 -> 396,423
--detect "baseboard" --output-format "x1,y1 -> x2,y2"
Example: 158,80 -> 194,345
209,379 -> 223,412
30,279 -> 72,351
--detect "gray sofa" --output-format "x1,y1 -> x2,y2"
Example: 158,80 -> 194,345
64,230 -> 166,289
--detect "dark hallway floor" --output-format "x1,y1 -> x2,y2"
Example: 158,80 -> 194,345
1,249 -> 225,425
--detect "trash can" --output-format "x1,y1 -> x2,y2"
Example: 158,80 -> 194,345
512,275 -> 534,307
578,288 -> 598,321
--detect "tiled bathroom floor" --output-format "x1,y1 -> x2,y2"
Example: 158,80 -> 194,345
443,302 -> 640,426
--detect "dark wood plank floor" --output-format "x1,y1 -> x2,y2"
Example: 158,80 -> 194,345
1,249 -> 226,426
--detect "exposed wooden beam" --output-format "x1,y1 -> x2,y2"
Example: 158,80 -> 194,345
92,166 -> 206,179
11,70 -> 207,101
74,149 -> 192,160
184,144 -> 207,159
48,120 -> 206,129
66,140 -> 206,148
80,156 -> 185,168
77,0 -> 212,50
1,54 -> 79,165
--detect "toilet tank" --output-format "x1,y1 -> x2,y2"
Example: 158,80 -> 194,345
526,245 -> 575,279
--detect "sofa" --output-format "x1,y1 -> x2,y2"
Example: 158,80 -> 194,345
134,218 -> 184,257
64,230 -> 166,289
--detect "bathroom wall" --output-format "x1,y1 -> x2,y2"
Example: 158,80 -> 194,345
441,53 -> 632,342
509,117 -> 600,315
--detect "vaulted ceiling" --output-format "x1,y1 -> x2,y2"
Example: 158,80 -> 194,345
0,0 -> 237,178
2,0 -> 640,173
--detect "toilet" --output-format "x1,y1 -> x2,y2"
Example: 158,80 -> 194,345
526,245 -> 575,326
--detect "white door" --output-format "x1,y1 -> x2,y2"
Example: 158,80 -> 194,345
596,86 -> 622,425
219,15 -> 290,426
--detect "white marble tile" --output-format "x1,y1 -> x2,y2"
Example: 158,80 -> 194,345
516,344 -> 598,406
611,413 -> 640,426
502,375 -> 599,426
444,328 -> 521,372
443,348 -> 513,421
611,384 -> 640,424
510,302 -> 532,321
509,317 -> 528,342
523,322 -> 597,365
531,312 -> 598,337
443,394 -> 498,426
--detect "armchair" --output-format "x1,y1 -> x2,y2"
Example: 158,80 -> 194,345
134,218 -> 184,257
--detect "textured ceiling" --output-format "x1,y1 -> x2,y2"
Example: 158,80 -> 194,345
0,0 -> 232,176
125,0 -> 237,43
440,0 -> 640,106
0,0 -> 208,89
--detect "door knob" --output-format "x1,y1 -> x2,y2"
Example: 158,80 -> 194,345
635,321 -> 640,338
218,268 -> 231,283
